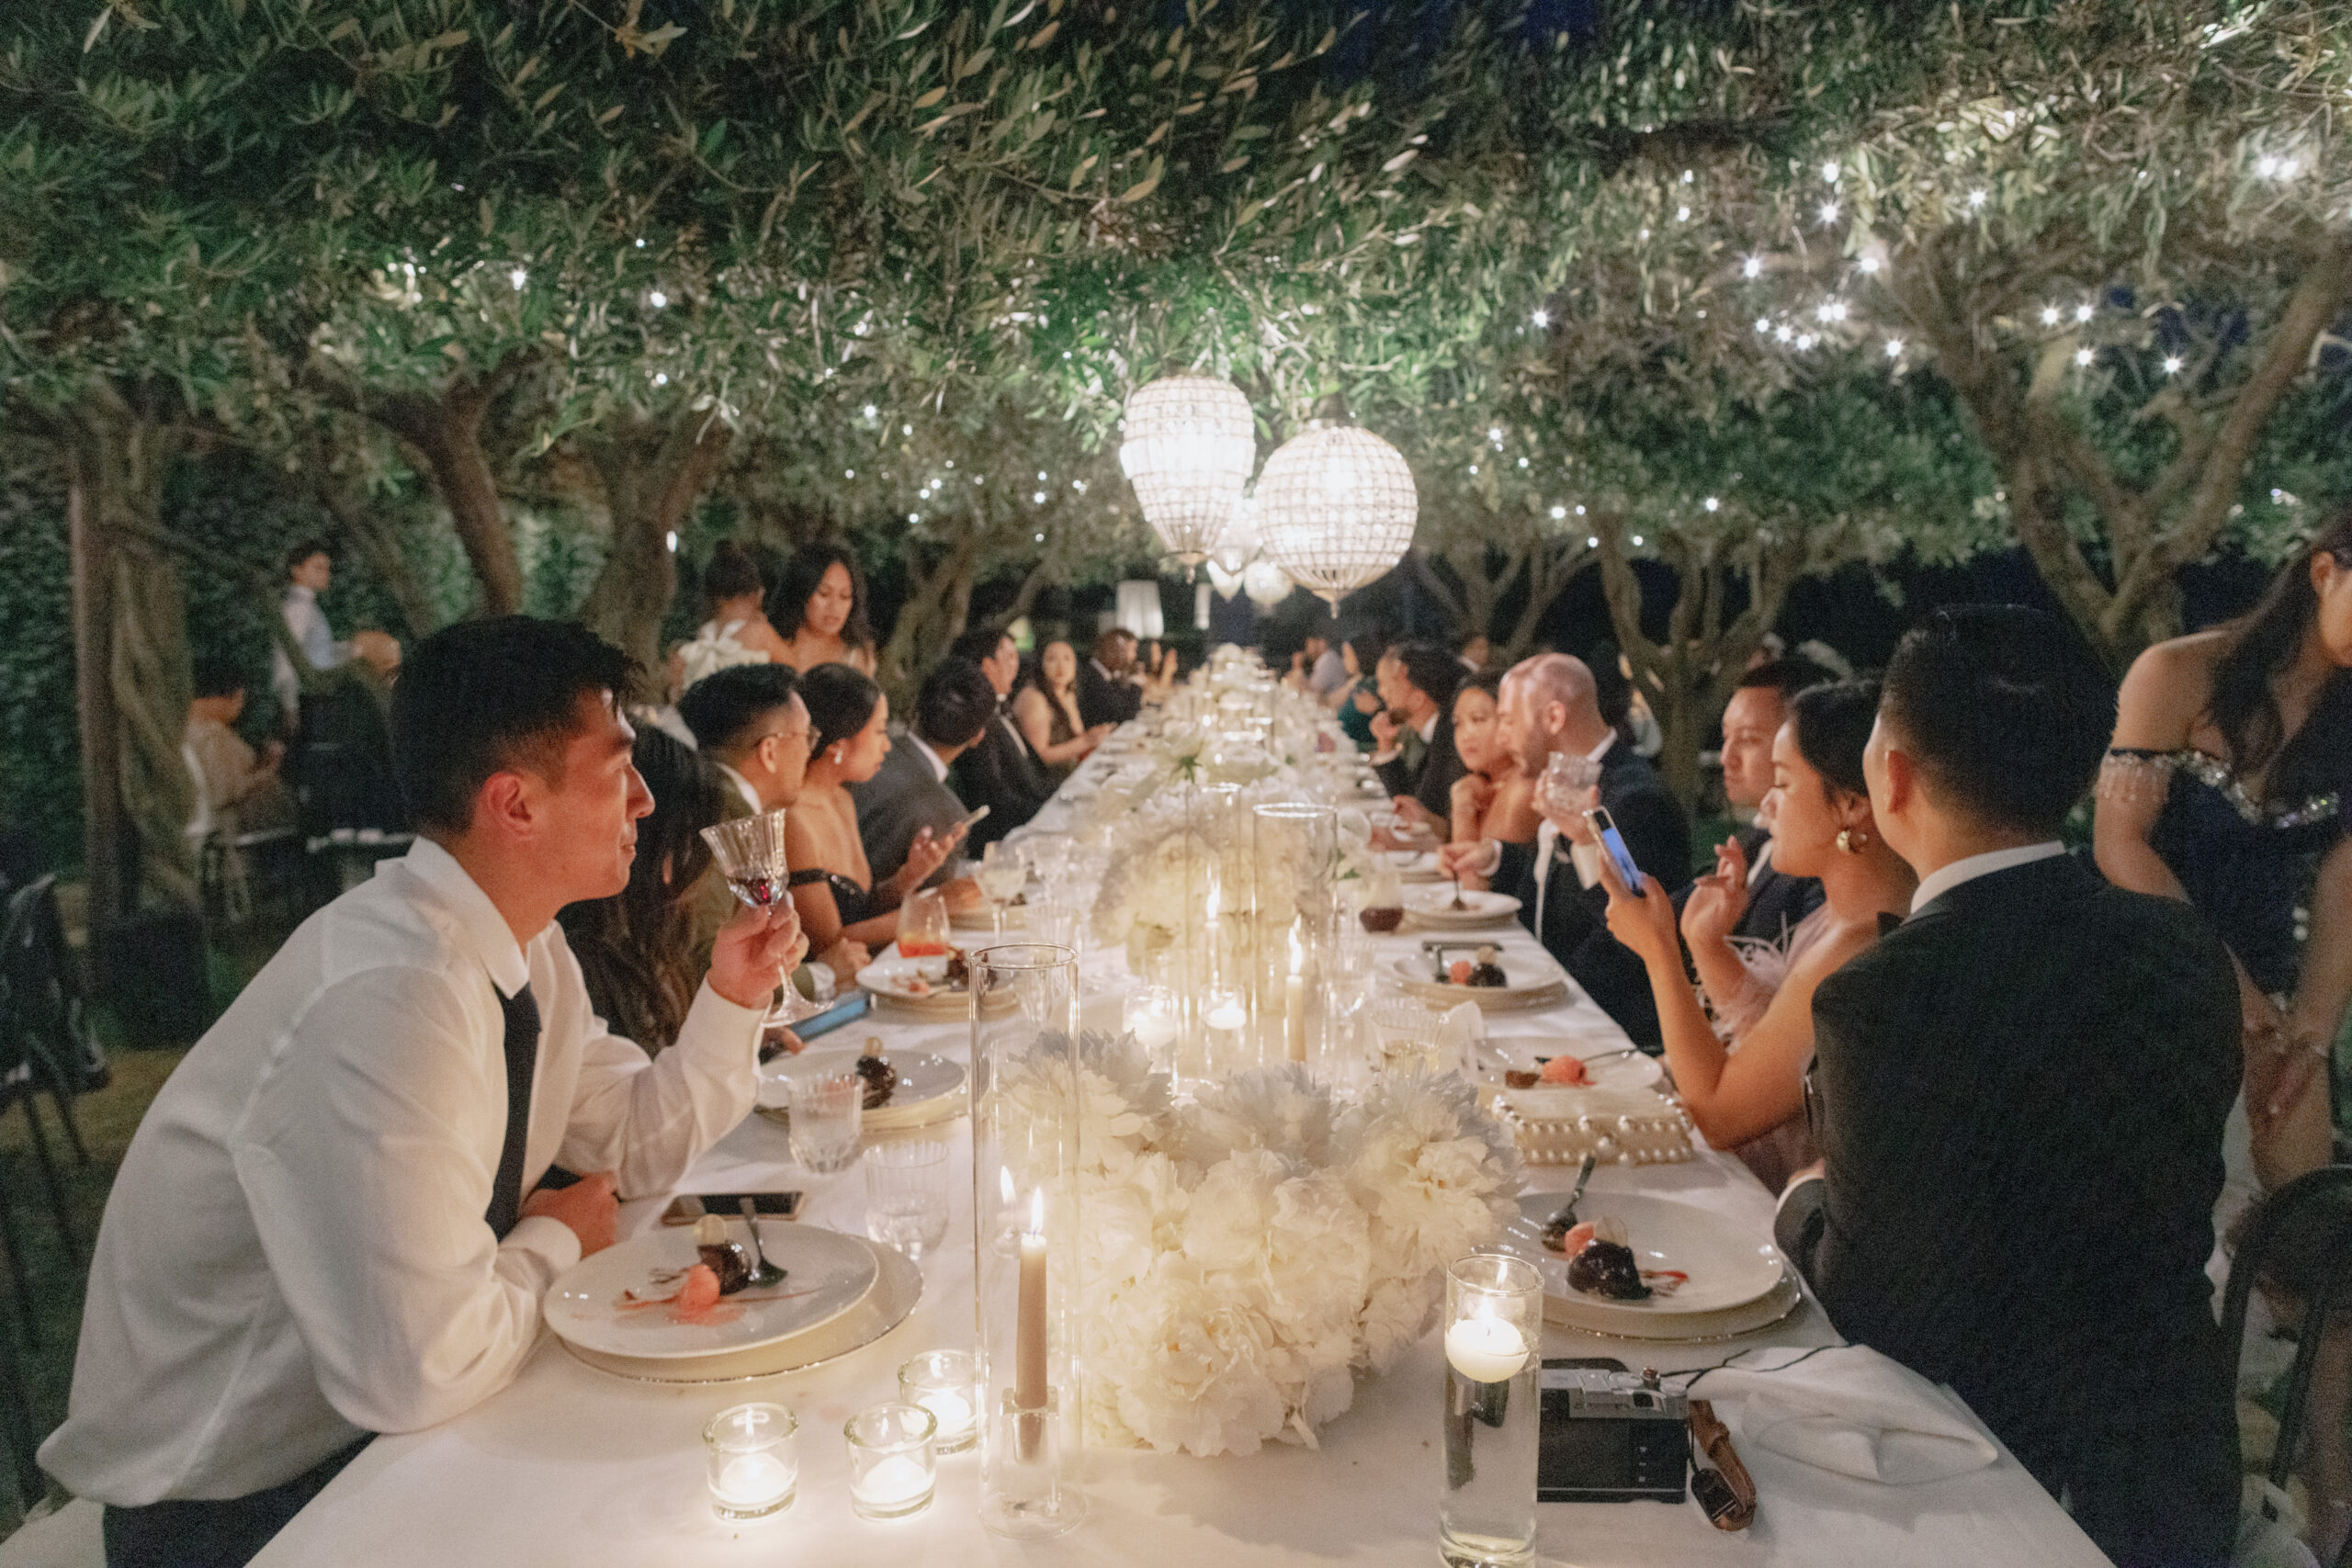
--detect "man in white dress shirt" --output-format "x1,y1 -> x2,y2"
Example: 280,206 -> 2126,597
44,616 -> 805,1568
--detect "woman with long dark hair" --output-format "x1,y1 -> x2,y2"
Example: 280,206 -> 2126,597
770,543 -> 877,675
785,664 -> 955,953
558,728 -> 725,1053
1012,639 -> 1109,776
1598,682 -> 1915,1191
2098,513 -> 2352,1193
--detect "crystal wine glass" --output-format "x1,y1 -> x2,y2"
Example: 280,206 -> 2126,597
1538,750 -> 1603,825
700,810 -> 820,1025
899,886 -> 952,958
976,841 -> 1029,940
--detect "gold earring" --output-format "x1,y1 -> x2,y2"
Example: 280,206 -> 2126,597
1838,827 -> 1869,852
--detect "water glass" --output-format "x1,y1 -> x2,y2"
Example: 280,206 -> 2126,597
1440,1254 -> 1544,1568
846,1404 -> 938,1520
785,1070 -> 864,1173
1123,985 -> 1182,1076
899,886 -> 952,957
705,1402 -> 797,1520
865,1136 -> 952,1258
1538,750 -> 1602,821
899,1348 -> 980,1454
1369,995 -> 1449,1077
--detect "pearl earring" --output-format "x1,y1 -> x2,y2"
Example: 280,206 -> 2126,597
1838,827 -> 1870,852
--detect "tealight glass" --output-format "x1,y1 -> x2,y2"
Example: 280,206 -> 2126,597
1123,986 -> 1182,1077
704,1402 -> 797,1520
1440,1254 -> 1544,1567
845,1403 -> 938,1520
899,1348 -> 980,1454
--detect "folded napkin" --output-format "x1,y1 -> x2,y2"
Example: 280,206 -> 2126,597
1436,1001 -> 1484,1067
1698,1346 -> 1998,1485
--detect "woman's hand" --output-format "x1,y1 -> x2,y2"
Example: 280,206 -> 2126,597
1451,773 -> 1496,840
899,823 -> 958,889
1680,836 -> 1751,949
817,938 -> 872,977
1594,844 -> 1679,969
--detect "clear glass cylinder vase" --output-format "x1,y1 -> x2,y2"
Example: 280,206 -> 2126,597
1251,803 -> 1340,1073
970,944 -> 1086,1538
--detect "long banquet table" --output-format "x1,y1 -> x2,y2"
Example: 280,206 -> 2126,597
254,738 -> 2112,1568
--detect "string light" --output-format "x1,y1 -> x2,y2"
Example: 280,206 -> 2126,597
651,372 -> 668,386
2163,355 -> 2184,374
1858,255 -> 1881,274
1575,505 -> 1586,515
863,404 -> 877,419
1531,308 -> 1550,328
2075,303 -> 2094,322
1967,187 -> 1988,209
1587,536 -> 1600,547
2074,347 -> 2094,367
1676,205 -> 1691,221
1755,316 -> 1771,333
2041,306 -> 2061,325
509,268 -> 527,290
1795,332 -> 1817,349
1773,323 -> 1794,343
1818,200 -> 1841,225
665,531 -> 678,552
1885,338 -> 1905,357
1821,161 -> 1840,184
1743,257 -> 1763,279
1702,496 -> 1720,512
648,290 -> 668,309
1631,535 -> 1645,547
1550,505 -> 1566,519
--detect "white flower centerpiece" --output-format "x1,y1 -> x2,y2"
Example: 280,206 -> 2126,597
991,1032 -> 1523,1457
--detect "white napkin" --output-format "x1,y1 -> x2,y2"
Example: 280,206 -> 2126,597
1436,1001 -> 1484,1071
1698,1346 -> 1999,1485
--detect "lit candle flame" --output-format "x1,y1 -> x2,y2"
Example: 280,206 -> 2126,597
1288,921 -> 1305,976
1026,1188 -> 1046,1239
1000,1167 -> 1015,1205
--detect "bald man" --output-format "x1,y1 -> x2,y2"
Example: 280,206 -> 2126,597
1440,652 -> 1690,1049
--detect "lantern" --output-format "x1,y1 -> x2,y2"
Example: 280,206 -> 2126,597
1254,398 -> 1417,615
1118,376 -> 1256,573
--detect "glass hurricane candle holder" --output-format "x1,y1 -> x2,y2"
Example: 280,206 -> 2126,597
704,1403 -> 797,1521
1123,985 -> 1182,1079
1253,803 -> 1338,1072
1440,1254 -> 1544,1568
971,944 -> 1086,1539
899,1349 -> 979,1454
845,1403 -> 937,1520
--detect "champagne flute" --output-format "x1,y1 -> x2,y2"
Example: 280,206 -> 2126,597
976,841 -> 1029,940
700,810 -> 820,1025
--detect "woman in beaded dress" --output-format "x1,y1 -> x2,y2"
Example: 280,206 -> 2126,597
2097,513 -> 2352,1555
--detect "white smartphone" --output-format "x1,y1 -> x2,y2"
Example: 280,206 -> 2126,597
1583,806 -> 1644,888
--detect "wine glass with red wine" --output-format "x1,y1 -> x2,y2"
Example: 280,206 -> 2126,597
700,810 -> 820,1024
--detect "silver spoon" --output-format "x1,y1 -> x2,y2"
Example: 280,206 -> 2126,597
740,1197 -> 788,1288
1543,1153 -> 1599,1234
1449,872 -> 1468,911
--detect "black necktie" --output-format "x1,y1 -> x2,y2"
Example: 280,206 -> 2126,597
486,980 -> 541,1239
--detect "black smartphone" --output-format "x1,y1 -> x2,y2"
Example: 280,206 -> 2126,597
1584,806 -> 1645,888
797,990 -> 870,1041
661,1191 -> 802,1225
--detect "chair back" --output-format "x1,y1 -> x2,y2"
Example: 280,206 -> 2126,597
2222,1165 -> 2352,1497
182,739 -> 215,843
0,874 -> 106,1095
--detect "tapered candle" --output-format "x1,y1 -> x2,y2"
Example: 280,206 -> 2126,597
1016,1188 -> 1048,1458
1283,923 -> 1307,1064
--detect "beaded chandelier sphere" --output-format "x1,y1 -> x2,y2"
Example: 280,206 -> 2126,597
1254,412 -> 1418,615
1118,376 -> 1257,571
1242,558 -> 1295,609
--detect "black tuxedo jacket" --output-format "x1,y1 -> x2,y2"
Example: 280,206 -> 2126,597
1372,713 -> 1469,831
951,709 -> 1052,850
1791,852 -> 2239,1562
1075,660 -> 1141,729
1495,744 -> 1691,1050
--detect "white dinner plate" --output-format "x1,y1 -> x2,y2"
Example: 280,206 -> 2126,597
544,1222 -> 878,1362
757,1045 -> 966,1131
1385,850 -> 1444,883
560,1239 -> 922,1384
1490,1044 -> 1666,1093
854,953 -> 989,1016
1386,953 -> 1566,1011
1402,887 -> 1521,929
1504,1190 -> 1787,1325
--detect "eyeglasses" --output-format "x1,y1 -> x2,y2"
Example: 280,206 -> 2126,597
762,726 -> 813,753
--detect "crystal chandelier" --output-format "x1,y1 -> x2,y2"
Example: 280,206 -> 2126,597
1118,376 -> 1256,574
1254,396 -> 1418,615
1241,558 -> 1295,610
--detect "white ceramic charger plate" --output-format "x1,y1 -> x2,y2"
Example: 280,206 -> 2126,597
854,953 -> 1010,1017
1502,1190 -> 1796,1338
1385,850 -> 1445,883
558,1239 -> 922,1384
1402,887 -> 1521,929
1387,954 -> 1567,1011
544,1221 -> 878,1362
756,1045 -> 966,1132
1490,1043 -> 1666,1092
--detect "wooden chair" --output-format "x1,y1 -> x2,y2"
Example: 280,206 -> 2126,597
0,878 -> 89,1266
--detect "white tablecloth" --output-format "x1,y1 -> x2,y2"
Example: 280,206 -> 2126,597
254,749 -> 2110,1568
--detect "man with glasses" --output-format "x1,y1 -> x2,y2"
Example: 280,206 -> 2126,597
678,666 -> 865,977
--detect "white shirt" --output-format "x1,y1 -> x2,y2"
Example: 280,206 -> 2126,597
715,761 -> 764,818
40,839 -> 763,1505
905,732 -> 951,784
268,583 -> 350,718
1909,840 -> 2066,915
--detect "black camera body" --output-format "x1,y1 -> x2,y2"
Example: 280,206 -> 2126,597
1536,1360 -> 1689,1504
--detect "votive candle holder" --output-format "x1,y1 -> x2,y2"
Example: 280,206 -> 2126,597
899,1349 -> 980,1454
704,1402 -> 797,1520
845,1403 -> 938,1520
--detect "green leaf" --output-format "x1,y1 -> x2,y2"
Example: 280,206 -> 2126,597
913,85 -> 948,108
957,47 -> 994,80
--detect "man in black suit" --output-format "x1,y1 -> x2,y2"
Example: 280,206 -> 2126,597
1075,628 -> 1144,729
945,628 -> 1053,849
1441,652 -> 1690,1049
849,660 -> 993,894
1368,640 -> 1467,834
1776,606 -> 2239,1568
1671,658 -> 1833,946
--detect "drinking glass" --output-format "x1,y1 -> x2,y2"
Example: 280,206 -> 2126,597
899,886 -> 952,958
705,1402 -> 797,1520
1326,934 -> 1378,1086
899,1349 -> 980,1454
978,842 -> 1030,939
1440,1254 -> 1544,1568
1369,995 -> 1448,1077
865,1136 -> 952,1259
1023,833 -> 1072,887
785,1070 -> 864,1173
700,810 -> 820,1024
1537,750 -> 1602,823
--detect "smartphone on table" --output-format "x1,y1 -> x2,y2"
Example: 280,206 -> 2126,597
661,1191 -> 803,1225
1583,806 -> 1645,889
